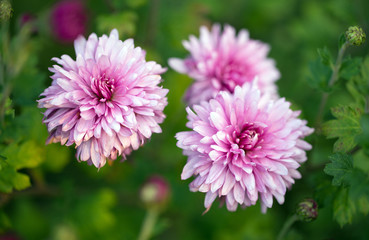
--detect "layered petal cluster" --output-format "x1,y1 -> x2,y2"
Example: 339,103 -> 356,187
176,83 -> 313,212
169,24 -> 280,106
38,29 -> 168,168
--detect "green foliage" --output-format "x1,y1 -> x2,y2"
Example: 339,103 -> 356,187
308,55 -> 332,92
324,153 -> 353,186
339,57 -> 362,81
324,153 -> 369,226
2,0 -> 369,239
333,188 -> 356,227
356,114 -> 369,156
346,56 -> 369,108
97,11 -> 137,38
0,140 -> 44,193
317,47 -> 333,67
322,105 -> 362,152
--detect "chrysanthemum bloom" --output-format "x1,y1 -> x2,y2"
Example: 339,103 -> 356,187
168,24 -> 280,106
38,29 -> 168,168
51,0 -> 88,43
176,83 -> 313,212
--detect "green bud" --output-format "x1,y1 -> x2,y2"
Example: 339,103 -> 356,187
345,26 -> 366,46
296,199 -> 318,222
0,0 -> 12,22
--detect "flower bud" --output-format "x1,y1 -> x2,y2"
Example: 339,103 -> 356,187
296,199 -> 318,222
140,175 -> 170,209
345,26 -> 366,46
50,0 -> 88,43
0,0 -> 12,22
19,13 -> 38,35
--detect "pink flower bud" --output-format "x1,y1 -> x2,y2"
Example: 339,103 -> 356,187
50,0 -> 88,43
140,175 -> 170,208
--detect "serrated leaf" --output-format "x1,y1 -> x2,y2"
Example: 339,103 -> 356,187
0,140 -> 44,193
339,57 -> 362,80
333,188 -> 356,227
308,59 -> 332,92
317,47 -> 333,66
325,153 -> 369,225
356,114 -> 369,156
346,169 -> 369,199
3,140 -> 44,169
346,79 -> 366,108
346,56 -> 369,107
324,153 -> 353,186
0,165 -> 30,192
322,105 -> 362,152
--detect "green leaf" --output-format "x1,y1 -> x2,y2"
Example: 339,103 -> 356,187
0,140 -> 44,193
308,59 -> 332,92
325,153 -> 369,225
317,47 -> 333,67
3,140 -> 44,169
0,165 -> 31,193
346,78 -> 366,108
333,188 -> 356,227
322,105 -> 362,152
324,153 -> 353,186
345,168 -> 369,199
12,172 -> 31,191
340,57 -> 362,80
356,114 -> 369,156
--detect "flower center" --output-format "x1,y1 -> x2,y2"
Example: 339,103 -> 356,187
91,73 -> 115,102
214,60 -> 254,92
234,122 -> 264,151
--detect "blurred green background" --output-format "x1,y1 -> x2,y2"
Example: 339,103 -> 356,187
1,0 -> 369,239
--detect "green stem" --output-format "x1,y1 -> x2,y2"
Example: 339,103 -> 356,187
277,214 -> 299,240
315,42 -> 349,127
138,208 -> 159,240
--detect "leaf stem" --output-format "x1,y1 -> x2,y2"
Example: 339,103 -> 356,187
315,42 -> 349,127
277,214 -> 299,240
138,208 -> 159,240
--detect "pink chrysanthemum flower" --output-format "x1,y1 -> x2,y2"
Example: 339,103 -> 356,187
169,24 -> 280,106
38,29 -> 168,168
176,83 -> 313,212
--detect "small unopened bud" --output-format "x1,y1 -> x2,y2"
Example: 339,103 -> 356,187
140,175 -> 170,209
19,13 -> 38,35
346,26 -> 366,46
296,199 -> 318,222
0,0 -> 12,22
